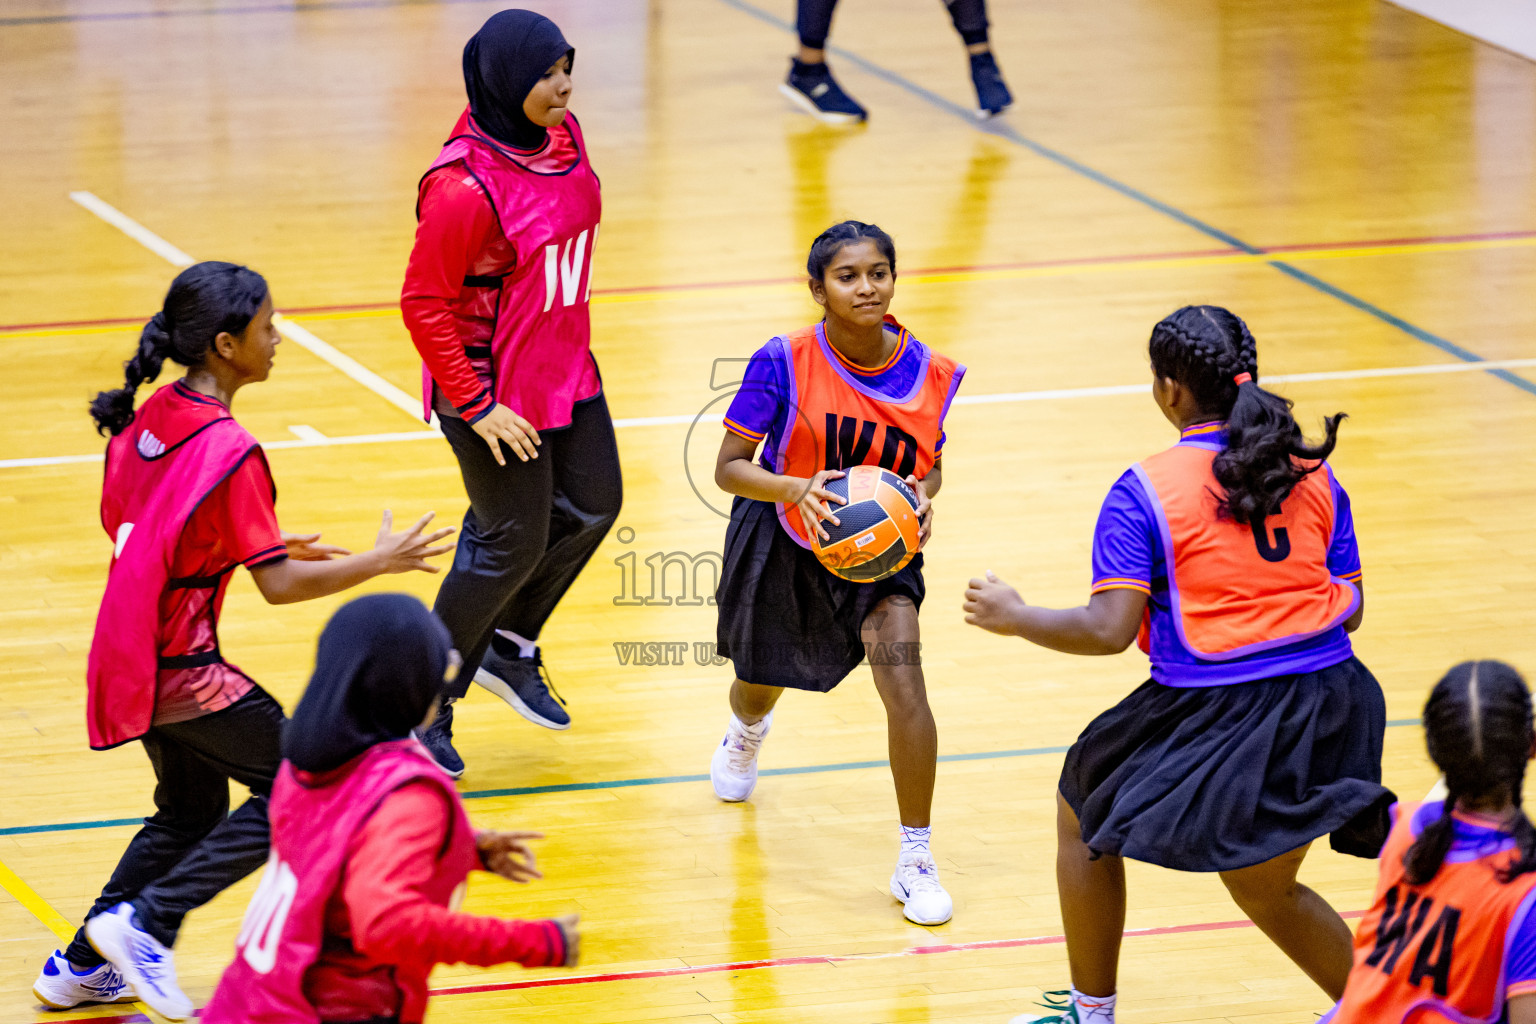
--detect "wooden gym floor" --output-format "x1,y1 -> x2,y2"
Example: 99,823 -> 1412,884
3,0 -> 1536,1020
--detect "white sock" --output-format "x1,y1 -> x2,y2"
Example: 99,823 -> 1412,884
730,713 -> 768,735
496,629 -> 537,658
1072,989 -> 1116,1023
899,825 -> 932,857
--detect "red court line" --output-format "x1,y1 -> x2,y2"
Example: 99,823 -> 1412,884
7,227 -> 1533,335
38,910 -> 1366,1022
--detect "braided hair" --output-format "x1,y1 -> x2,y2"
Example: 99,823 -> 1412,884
89,262 -> 268,436
1405,660 -> 1536,885
806,221 -> 896,282
1149,305 -> 1345,525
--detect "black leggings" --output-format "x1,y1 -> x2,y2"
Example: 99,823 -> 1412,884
65,686 -> 285,965
433,391 -> 622,693
797,0 -> 989,50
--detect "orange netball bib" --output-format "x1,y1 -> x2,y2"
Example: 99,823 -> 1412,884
774,318 -> 963,548
1328,804 -> 1536,1023
1133,443 -> 1358,659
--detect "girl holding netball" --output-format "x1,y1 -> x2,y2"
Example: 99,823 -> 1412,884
203,594 -> 578,1024
31,263 -> 451,1019
1323,660 -> 1536,1024
963,305 -> 1392,1023
708,221 -> 965,925
403,9 -> 622,775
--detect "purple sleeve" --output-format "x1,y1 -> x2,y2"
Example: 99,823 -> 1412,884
1327,468 -> 1362,582
722,340 -> 787,445
1505,888 -> 1536,998
1091,470 -> 1155,594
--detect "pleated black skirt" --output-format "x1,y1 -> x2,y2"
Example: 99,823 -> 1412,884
715,496 -> 924,692
1059,655 -> 1395,872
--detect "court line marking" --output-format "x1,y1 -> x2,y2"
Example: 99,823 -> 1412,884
8,228 -> 1536,339
0,856 -> 75,940
23,910 -> 1370,1024
0,718 -> 1420,838
717,0 -> 1536,399
5,357 -> 1536,471
68,191 -> 426,422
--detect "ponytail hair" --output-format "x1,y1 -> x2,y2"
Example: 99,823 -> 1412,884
1148,305 -> 1344,525
90,262 -> 269,436
806,220 -> 897,281
1405,660 -> 1536,885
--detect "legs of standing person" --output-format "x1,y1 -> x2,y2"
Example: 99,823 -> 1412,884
945,0 -> 1014,116
61,688 -> 283,1020
783,0 -> 868,123
432,414 -> 555,687
474,394 -> 621,730
492,393 -> 622,646
864,594 -> 951,924
127,687 -> 285,946
1054,794 -> 1125,1018
61,732 -> 232,968
1219,844 -> 1354,1000
863,595 -> 935,829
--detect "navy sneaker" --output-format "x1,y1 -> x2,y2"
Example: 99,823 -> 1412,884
475,643 -> 570,730
419,700 -> 465,778
969,51 -> 1013,118
780,59 -> 867,124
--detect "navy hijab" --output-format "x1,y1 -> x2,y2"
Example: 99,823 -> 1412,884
283,594 -> 455,774
463,9 -> 575,151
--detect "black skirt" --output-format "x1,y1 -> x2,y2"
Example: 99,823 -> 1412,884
715,496 -> 925,692
1059,655 -> 1395,872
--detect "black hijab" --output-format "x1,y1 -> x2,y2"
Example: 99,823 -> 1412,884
283,594 -> 454,774
463,9 -> 575,151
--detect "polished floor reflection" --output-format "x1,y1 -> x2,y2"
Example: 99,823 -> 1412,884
2,0 -> 1535,1021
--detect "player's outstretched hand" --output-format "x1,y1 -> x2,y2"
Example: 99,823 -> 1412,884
373,510 -> 456,574
282,531 -> 352,561
472,402 -> 542,466
554,913 -> 581,967
905,474 -> 933,549
793,468 -> 846,542
477,829 -> 545,883
963,570 -> 1027,636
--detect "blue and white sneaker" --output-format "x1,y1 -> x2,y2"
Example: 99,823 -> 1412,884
475,645 -> 570,730
780,59 -> 868,124
969,51 -> 1013,118
32,950 -> 133,1009
890,851 -> 953,925
85,902 -> 192,1021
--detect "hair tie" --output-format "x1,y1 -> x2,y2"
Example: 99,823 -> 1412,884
1233,372 -> 1253,386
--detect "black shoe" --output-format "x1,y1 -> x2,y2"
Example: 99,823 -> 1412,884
475,641 -> 570,730
780,58 -> 868,124
419,701 -> 465,778
969,51 -> 1013,118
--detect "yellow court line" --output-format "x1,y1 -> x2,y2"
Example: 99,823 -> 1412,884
3,854 -> 158,1016
3,233 -> 1534,338
0,854 -> 76,940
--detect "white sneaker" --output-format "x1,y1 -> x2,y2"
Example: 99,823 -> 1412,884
85,902 -> 193,1021
890,851 -> 953,925
32,949 -> 133,1008
710,712 -> 772,802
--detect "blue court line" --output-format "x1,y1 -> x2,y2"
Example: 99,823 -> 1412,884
718,0 -> 1536,399
0,718 -> 1424,838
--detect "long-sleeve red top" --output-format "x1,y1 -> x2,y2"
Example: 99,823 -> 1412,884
302,781 -> 566,1023
400,168 -> 516,424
